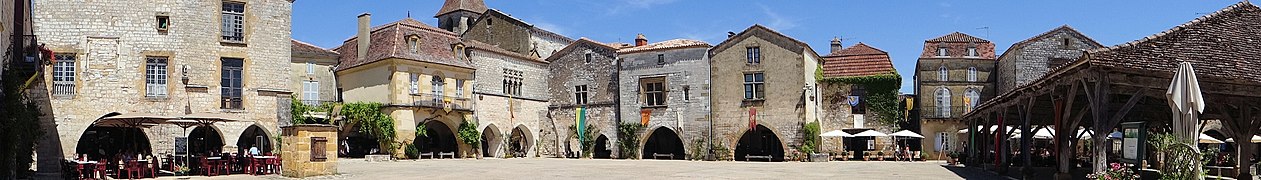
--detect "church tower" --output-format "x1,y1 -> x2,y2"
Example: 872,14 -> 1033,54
435,0 -> 488,35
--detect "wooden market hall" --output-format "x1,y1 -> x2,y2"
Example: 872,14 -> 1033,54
959,2 -> 1261,179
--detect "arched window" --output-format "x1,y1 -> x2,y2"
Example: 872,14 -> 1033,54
432,76 -> 445,99
936,87 -> 951,117
938,66 -> 948,81
965,88 -> 981,112
967,67 -> 977,82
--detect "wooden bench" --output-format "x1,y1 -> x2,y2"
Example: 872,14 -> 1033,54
745,155 -> 772,162
420,152 -> 434,159
439,152 -> 455,159
652,153 -> 674,160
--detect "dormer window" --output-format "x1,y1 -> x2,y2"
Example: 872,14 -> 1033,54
407,36 -> 420,53
966,47 -> 978,57
936,47 -> 948,57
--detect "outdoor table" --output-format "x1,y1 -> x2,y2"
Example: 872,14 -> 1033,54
72,160 -> 98,179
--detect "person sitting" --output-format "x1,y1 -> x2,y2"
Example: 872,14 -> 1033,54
249,146 -> 260,157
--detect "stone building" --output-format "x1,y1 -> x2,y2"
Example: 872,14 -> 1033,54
994,25 -> 1103,94
459,9 -> 572,59
709,25 -> 821,161
434,0 -> 487,35
817,40 -> 897,155
3,0 -> 34,87
545,38 -> 620,158
333,15 -> 474,158
29,0 -> 293,177
617,35 -> 713,160
290,40 -> 340,110
913,32 -> 996,159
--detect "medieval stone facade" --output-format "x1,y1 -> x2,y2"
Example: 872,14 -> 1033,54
290,40 -> 340,110
545,38 -> 620,158
616,36 -> 713,160
30,0 -> 292,176
460,9 -> 572,59
709,25 -> 821,161
994,26 -> 1103,94
818,40 -> 896,155
913,32 -> 995,159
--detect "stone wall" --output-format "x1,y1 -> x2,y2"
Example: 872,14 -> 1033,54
915,59 -> 996,119
468,50 -> 548,157
710,34 -> 811,159
281,124 -> 338,178
290,57 -> 339,102
995,31 -> 1100,94
619,47 -> 713,158
30,0 -> 291,176
545,40 -> 620,157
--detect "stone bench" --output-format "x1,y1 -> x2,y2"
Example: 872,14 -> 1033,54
745,155 -> 772,162
652,153 -> 674,160
439,152 -> 455,159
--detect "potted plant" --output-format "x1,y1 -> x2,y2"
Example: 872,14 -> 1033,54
863,152 -> 871,161
947,152 -> 960,165
877,151 -> 885,161
840,151 -> 850,161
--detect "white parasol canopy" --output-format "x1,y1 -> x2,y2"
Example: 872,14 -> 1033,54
179,112 -> 246,123
852,130 -> 888,137
95,113 -> 175,128
1200,134 -> 1224,144
821,130 -> 854,137
889,130 -> 924,138
1224,135 -> 1261,143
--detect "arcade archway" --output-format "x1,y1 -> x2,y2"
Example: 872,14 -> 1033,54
416,120 -> 458,155
481,124 -> 502,157
593,135 -> 612,159
76,126 -> 151,160
508,125 -> 533,158
236,125 -> 271,155
642,127 -> 685,160
189,126 -> 224,155
735,125 -> 784,161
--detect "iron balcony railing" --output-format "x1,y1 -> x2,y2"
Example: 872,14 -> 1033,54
919,106 -> 975,119
410,93 -> 470,111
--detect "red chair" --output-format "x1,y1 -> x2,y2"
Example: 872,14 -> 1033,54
219,157 -> 231,175
93,159 -> 108,179
198,157 -> 216,176
147,156 -> 158,178
123,160 -> 141,179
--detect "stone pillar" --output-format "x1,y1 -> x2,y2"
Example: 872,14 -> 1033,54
281,124 -> 339,178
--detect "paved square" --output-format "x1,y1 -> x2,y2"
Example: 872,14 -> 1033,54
182,159 -> 1006,180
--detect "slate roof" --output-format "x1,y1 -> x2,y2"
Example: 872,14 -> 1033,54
822,43 -> 896,77
435,0 -> 487,17
333,18 -> 473,71
617,39 -> 712,54
1085,1 -> 1261,83
927,32 -> 990,43
291,39 -> 339,57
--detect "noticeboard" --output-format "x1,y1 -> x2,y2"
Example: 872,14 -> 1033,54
175,137 -> 188,155
1120,122 -> 1146,166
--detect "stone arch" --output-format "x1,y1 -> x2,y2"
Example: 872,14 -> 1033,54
236,124 -> 272,155
508,124 -> 534,157
642,126 -> 685,160
416,120 -> 459,156
189,125 -> 226,155
735,124 -> 785,161
593,134 -> 612,159
75,126 -> 152,160
481,123 -> 502,157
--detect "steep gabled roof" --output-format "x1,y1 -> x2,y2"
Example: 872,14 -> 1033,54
617,39 -> 711,54
927,32 -> 990,43
470,9 -> 574,42
292,39 -> 339,57
546,38 -> 616,62
996,25 -> 1102,61
435,0 -> 488,17
333,18 -> 472,71
822,43 -> 896,77
710,24 -> 814,55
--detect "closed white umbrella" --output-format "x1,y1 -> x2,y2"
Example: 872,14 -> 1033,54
821,130 -> 854,137
889,130 -> 924,138
1166,61 -> 1206,179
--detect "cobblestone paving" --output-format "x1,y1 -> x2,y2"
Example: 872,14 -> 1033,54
159,159 -> 1008,180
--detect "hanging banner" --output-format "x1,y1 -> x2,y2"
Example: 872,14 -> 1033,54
749,107 -> 758,130
576,107 -> 587,142
641,109 -> 651,126
848,96 -> 861,106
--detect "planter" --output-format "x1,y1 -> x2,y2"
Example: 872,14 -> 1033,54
809,153 -> 830,162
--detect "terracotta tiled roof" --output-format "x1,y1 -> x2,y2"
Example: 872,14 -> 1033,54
333,18 -> 472,71
291,39 -> 339,57
1086,1 -> 1261,83
434,0 -> 487,17
546,38 -> 617,62
822,43 -> 896,77
927,32 -> 990,43
617,39 -> 712,54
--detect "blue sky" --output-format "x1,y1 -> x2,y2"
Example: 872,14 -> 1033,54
294,0 -> 1242,94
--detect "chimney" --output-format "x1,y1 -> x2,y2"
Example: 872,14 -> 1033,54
727,32 -> 736,38
830,36 -> 843,54
356,13 -> 372,61
635,34 -> 648,47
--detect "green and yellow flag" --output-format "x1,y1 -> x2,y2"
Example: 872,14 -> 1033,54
575,107 -> 587,142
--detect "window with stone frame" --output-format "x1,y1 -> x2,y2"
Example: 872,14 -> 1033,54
1061,38 -> 1073,50
967,67 -> 977,82
52,54 -> 77,96
303,81 -> 320,105
220,1 -> 245,42
657,54 -> 665,65
221,58 -> 244,109
503,69 -> 523,96
432,76 -> 445,100
409,73 -> 420,95
306,61 -> 315,75
311,137 -> 327,162
743,73 -> 765,100
455,79 -> 465,98
746,47 -> 761,64
407,36 -> 420,53
156,13 -> 170,32
938,66 -> 948,81
936,47 -> 948,57
935,87 -> 951,117
964,88 -> 980,113
640,77 -> 667,107
145,57 -> 169,98
584,53 -> 593,63
966,47 -> 978,57
574,85 -> 589,105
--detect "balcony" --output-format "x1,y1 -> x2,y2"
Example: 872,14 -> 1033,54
5,35 -> 42,72
409,93 -> 471,111
920,106 -> 974,119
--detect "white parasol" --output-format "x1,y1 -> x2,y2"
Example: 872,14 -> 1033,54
1224,135 -> 1261,143
852,130 -> 888,137
889,130 -> 924,138
821,130 -> 854,137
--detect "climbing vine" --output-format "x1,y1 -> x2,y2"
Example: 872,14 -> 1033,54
457,120 -> 481,157
800,121 -> 821,154
290,98 -> 337,125
617,123 -> 646,159
569,124 -> 600,158
341,102 -> 396,155
820,73 -> 904,126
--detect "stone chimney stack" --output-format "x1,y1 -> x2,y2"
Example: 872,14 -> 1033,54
357,13 -> 372,61
830,36 -> 843,54
635,34 -> 648,47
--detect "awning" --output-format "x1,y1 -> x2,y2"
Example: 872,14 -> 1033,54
95,113 -> 175,128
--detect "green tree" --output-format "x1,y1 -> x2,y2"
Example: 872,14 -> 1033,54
457,120 -> 481,158
342,102 -> 396,156
617,123 -> 645,159
0,62 -> 44,178
800,121 -> 821,154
